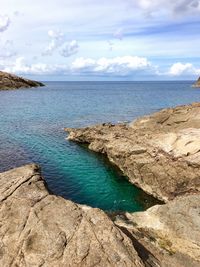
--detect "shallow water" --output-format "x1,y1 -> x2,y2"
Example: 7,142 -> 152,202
0,81 -> 199,211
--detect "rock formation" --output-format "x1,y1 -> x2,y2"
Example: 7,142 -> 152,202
66,103 -> 200,202
2,102 -> 200,266
0,164 -> 144,267
115,194 -> 200,267
1,163 -> 200,266
64,103 -> 200,266
0,71 -> 44,90
192,77 -> 200,88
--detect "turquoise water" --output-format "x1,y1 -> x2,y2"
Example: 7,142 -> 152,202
0,81 -> 199,211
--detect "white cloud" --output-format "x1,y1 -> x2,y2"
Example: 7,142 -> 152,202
3,56 -> 200,79
0,15 -> 10,32
169,62 -> 200,76
60,40 -> 79,57
42,30 -> 64,56
48,29 -> 64,40
1,55 -> 155,77
2,57 -> 68,75
43,30 -> 79,58
133,0 -> 200,17
71,56 -> 154,76
71,57 -> 96,70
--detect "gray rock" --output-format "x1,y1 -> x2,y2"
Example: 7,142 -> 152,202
0,164 -> 144,267
0,71 -> 44,90
65,103 -> 200,202
114,194 -> 200,267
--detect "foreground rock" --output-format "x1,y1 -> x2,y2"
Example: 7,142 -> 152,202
0,164 -> 144,267
0,71 -> 44,90
193,77 -> 200,88
1,165 -> 200,266
115,194 -> 200,267
66,103 -> 200,202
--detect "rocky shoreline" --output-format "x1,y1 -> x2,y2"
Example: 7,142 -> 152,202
66,103 -> 200,202
1,165 -> 200,266
1,103 -> 200,266
65,102 -> 200,266
0,71 -> 44,90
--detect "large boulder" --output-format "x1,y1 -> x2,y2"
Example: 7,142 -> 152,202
0,164 -> 144,267
0,71 -> 44,90
66,103 -> 200,202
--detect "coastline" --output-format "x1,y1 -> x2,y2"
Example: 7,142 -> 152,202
1,102 -> 200,266
0,71 -> 44,90
66,102 -> 200,202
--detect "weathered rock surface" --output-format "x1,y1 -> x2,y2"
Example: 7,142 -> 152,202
192,77 -> 200,88
0,164 -> 144,267
65,103 -> 200,202
115,194 -> 200,267
0,71 -> 44,90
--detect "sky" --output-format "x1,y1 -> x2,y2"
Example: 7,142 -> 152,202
0,0 -> 200,81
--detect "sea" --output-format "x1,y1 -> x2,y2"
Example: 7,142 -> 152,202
0,81 -> 199,212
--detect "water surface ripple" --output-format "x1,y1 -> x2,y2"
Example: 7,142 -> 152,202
0,81 -> 198,211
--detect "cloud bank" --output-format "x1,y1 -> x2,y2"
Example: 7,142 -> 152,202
71,56 -> 153,76
2,55 -> 155,77
2,55 -> 200,80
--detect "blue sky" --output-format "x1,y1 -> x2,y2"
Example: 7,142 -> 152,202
0,0 -> 200,80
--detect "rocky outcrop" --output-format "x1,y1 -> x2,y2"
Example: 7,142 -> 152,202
0,164 -> 144,267
115,194 -> 200,267
65,103 -> 200,266
1,165 -> 200,267
192,77 -> 200,88
3,102 -> 200,266
65,103 -> 200,202
0,71 -> 44,90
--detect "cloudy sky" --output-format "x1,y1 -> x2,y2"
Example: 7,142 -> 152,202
0,0 -> 200,80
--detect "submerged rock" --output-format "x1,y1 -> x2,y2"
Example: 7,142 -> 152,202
0,164 -> 144,267
66,103 -> 200,202
192,77 -> 200,88
0,71 -> 44,90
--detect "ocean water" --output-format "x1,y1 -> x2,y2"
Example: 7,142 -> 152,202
0,81 -> 199,212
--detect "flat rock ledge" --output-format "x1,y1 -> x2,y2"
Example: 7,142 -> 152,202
0,164 -> 144,267
66,102 -> 200,202
0,71 -> 44,90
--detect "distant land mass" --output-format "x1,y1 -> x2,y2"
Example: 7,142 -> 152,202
193,77 -> 200,88
0,71 -> 44,90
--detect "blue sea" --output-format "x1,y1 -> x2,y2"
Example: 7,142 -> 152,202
0,81 -> 199,212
